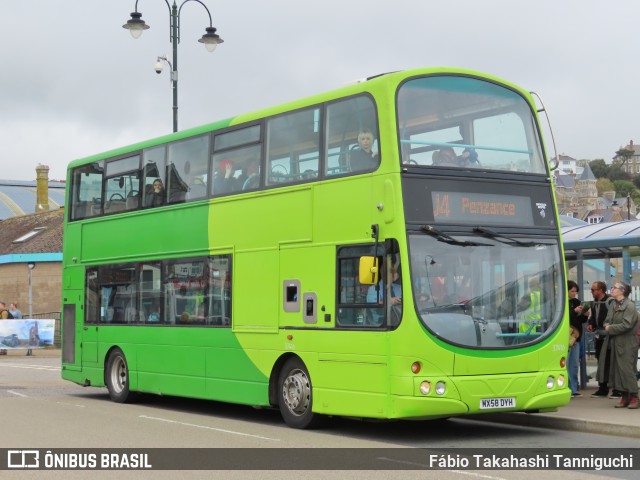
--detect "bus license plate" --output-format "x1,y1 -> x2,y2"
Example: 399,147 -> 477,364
480,397 -> 516,409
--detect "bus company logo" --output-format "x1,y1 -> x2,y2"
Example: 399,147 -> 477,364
536,202 -> 547,218
7,450 -> 39,469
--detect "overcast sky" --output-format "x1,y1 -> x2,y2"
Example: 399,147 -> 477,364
1,0 -> 636,181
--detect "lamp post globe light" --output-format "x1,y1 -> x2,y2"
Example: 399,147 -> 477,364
123,0 -> 223,132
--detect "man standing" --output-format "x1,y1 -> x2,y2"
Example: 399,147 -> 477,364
586,281 -> 616,397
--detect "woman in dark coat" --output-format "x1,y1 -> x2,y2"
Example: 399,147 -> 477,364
601,281 -> 639,409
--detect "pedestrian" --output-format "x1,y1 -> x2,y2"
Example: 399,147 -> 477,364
602,282 -> 639,409
8,303 -> 22,319
567,281 -> 587,397
586,281 -> 617,397
0,301 -> 14,355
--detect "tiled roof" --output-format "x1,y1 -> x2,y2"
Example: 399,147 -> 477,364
554,174 -> 575,188
578,163 -> 596,181
0,208 -> 64,255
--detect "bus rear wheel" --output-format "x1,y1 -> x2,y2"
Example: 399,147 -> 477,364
105,348 -> 137,403
278,358 -> 321,429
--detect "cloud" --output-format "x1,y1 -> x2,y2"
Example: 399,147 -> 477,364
2,0 -> 639,180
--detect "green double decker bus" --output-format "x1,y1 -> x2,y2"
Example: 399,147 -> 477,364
61,67 -> 570,428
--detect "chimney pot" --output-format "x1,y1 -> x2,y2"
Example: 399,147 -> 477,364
35,164 -> 50,213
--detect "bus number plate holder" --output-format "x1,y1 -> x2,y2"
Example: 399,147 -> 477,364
479,397 -> 516,409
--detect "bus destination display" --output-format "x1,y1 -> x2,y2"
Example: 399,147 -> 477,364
432,191 -> 533,226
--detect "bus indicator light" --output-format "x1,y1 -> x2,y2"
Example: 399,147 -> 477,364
287,335 -> 293,341
559,357 -> 566,368
411,362 -> 421,374
546,376 -> 555,389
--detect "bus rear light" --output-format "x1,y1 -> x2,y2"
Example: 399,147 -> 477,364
419,381 -> 431,395
546,376 -> 555,389
559,357 -> 566,368
557,375 -> 565,388
411,362 -> 421,374
435,381 -> 446,395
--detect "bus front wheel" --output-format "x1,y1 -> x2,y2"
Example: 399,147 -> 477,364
278,358 -> 321,429
105,348 -> 137,403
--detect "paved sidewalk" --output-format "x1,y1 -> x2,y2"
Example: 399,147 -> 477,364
1,348 -> 61,358
484,358 -> 640,439
481,383 -> 640,439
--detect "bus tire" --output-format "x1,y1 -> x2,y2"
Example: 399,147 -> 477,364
105,348 -> 137,403
278,358 -> 321,429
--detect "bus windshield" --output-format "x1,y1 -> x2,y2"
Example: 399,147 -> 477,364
397,75 -> 546,174
409,233 -> 563,348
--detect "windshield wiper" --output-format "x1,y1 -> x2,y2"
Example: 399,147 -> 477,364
420,225 -> 491,247
472,226 -> 551,247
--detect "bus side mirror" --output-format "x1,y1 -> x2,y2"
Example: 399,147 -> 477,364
359,256 -> 379,285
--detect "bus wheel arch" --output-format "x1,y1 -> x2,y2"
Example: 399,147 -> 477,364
275,355 -> 322,429
104,347 -> 137,403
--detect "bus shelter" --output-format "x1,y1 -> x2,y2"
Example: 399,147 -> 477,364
561,219 -> 640,387
561,219 -> 640,292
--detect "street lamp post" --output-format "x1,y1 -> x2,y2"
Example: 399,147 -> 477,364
627,193 -> 631,221
27,262 -> 36,317
123,0 -> 223,132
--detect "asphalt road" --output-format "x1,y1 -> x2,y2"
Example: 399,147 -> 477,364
0,355 -> 637,480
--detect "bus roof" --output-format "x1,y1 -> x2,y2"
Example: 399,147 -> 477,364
66,66 -> 528,171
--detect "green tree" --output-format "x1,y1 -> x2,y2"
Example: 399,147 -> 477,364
608,164 -> 629,181
596,177 -> 615,196
613,180 -> 635,198
589,159 -> 608,178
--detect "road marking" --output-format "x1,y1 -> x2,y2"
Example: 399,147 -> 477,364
55,401 -> 87,408
0,362 -> 60,372
139,415 -> 280,442
7,390 -> 28,398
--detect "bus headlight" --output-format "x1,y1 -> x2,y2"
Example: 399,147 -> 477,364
557,375 -> 565,388
546,376 -> 555,389
419,381 -> 431,395
435,381 -> 446,395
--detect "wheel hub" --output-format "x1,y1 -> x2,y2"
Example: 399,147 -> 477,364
282,369 -> 310,416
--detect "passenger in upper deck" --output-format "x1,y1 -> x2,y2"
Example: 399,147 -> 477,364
349,128 -> 379,172
214,159 -> 239,194
457,148 -> 480,167
237,159 -> 260,190
144,179 -> 165,207
434,147 -> 457,166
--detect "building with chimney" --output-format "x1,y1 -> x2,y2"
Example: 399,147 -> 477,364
613,139 -> 640,175
554,161 -> 634,223
0,165 -> 65,316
